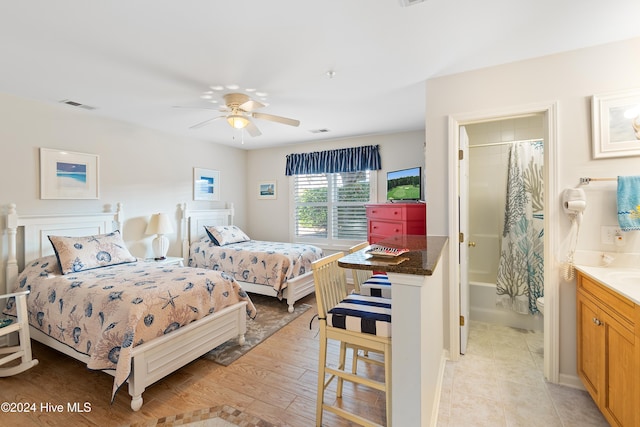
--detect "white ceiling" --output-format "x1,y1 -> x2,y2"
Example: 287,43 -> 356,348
2,0 -> 640,150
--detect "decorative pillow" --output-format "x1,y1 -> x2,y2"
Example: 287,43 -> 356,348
49,230 -> 137,274
204,225 -> 251,246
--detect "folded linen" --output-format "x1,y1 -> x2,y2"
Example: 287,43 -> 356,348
617,176 -> 640,231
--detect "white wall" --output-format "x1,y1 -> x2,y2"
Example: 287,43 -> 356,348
245,131 -> 425,245
425,37 -> 640,382
0,92 -> 248,294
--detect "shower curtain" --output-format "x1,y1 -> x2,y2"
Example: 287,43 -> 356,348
496,140 -> 544,315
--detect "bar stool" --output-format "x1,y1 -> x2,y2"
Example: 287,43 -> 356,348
312,252 -> 391,427
348,242 -> 392,298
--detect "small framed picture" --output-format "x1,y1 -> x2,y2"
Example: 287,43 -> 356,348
258,181 -> 277,199
193,168 -> 220,201
40,148 -> 99,199
592,89 -> 640,158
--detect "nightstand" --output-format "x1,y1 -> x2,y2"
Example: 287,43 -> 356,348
144,256 -> 184,267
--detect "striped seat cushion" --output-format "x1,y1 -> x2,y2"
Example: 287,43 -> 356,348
361,273 -> 392,299
327,294 -> 391,337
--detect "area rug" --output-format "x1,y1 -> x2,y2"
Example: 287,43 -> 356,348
202,293 -> 310,366
130,404 -> 274,426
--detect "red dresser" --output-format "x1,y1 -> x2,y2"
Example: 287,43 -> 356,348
365,203 -> 426,244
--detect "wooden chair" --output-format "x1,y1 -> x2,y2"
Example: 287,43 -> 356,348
0,291 -> 39,376
348,242 -> 392,299
312,252 -> 391,427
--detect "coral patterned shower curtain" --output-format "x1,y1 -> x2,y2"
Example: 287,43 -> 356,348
496,140 -> 544,315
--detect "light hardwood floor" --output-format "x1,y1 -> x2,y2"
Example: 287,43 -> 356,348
0,294 -> 607,427
0,293 -> 386,427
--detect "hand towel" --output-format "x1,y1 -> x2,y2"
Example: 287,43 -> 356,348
617,176 -> 640,231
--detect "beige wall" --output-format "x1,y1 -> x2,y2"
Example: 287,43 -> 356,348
245,131 -> 425,245
0,92 -> 248,293
425,37 -> 640,382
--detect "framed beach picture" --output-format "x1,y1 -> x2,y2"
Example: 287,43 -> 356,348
40,148 -> 99,199
258,181 -> 277,199
193,168 -> 220,201
592,89 -> 640,158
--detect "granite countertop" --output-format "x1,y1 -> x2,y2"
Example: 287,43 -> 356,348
338,235 -> 448,276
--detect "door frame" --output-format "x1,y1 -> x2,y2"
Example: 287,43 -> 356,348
447,101 -> 559,383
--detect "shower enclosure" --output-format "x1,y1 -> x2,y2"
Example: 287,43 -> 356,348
466,117 -> 544,331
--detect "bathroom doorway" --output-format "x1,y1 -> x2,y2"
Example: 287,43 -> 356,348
464,116 -> 544,332
448,101 -> 559,383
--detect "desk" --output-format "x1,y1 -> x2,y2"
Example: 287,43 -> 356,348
338,235 -> 448,427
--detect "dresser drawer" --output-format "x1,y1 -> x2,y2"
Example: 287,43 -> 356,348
366,205 -> 408,221
369,220 -> 405,236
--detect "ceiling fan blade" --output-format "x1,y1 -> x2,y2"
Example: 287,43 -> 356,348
173,105 -> 227,112
239,99 -> 266,112
252,112 -> 300,127
189,116 -> 223,129
245,119 -> 262,137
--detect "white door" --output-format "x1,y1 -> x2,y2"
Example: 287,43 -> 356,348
459,126 -> 470,354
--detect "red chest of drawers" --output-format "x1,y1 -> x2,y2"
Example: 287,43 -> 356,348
365,203 -> 426,244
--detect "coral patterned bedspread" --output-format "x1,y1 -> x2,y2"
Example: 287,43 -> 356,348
4,255 -> 256,401
188,239 -> 323,294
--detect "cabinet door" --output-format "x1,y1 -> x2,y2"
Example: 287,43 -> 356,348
577,292 -> 603,403
602,310 -> 635,427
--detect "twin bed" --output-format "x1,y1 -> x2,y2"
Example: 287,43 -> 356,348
3,203 -> 320,411
179,203 -> 322,313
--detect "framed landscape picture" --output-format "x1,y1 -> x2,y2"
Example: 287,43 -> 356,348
40,148 -> 99,199
258,181 -> 276,199
193,168 -> 220,201
592,89 -> 640,158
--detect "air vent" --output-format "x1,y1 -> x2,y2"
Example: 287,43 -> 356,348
399,0 -> 427,6
309,128 -> 330,134
59,99 -> 97,110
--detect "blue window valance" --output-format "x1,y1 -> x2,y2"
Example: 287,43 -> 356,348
285,144 -> 381,175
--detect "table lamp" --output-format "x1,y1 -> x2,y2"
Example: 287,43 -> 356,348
145,213 -> 173,260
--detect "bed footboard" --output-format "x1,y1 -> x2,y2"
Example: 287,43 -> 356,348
127,301 -> 247,410
239,271 -> 315,313
29,302 -> 247,411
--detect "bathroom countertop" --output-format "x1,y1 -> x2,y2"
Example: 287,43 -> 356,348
575,265 -> 640,305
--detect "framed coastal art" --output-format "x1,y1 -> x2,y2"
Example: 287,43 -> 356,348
40,148 -> 99,199
258,181 -> 277,199
592,89 -> 640,158
193,168 -> 220,201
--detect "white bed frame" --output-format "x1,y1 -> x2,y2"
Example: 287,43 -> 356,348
179,203 -> 315,313
5,203 -> 247,411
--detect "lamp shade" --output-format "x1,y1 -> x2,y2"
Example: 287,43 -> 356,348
145,213 -> 173,235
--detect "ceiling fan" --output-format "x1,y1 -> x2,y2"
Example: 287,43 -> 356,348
186,93 -> 300,137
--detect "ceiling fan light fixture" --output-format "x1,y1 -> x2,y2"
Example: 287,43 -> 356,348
227,114 -> 249,129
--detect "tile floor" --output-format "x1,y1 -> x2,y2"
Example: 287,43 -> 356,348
436,321 -> 610,427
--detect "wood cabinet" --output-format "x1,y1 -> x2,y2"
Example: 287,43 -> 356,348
365,203 -> 426,244
576,271 -> 640,427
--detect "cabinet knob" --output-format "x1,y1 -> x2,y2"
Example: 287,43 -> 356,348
592,317 -> 603,326
468,241 -> 476,247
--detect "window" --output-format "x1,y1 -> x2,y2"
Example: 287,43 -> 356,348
292,170 -> 376,246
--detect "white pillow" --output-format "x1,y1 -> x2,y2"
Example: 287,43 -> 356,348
204,225 -> 250,246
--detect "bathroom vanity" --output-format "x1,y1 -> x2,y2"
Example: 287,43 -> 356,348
575,266 -> 640,427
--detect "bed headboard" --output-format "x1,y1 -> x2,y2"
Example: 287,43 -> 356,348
5,203 -> 123,290
179,203 -> 234,259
